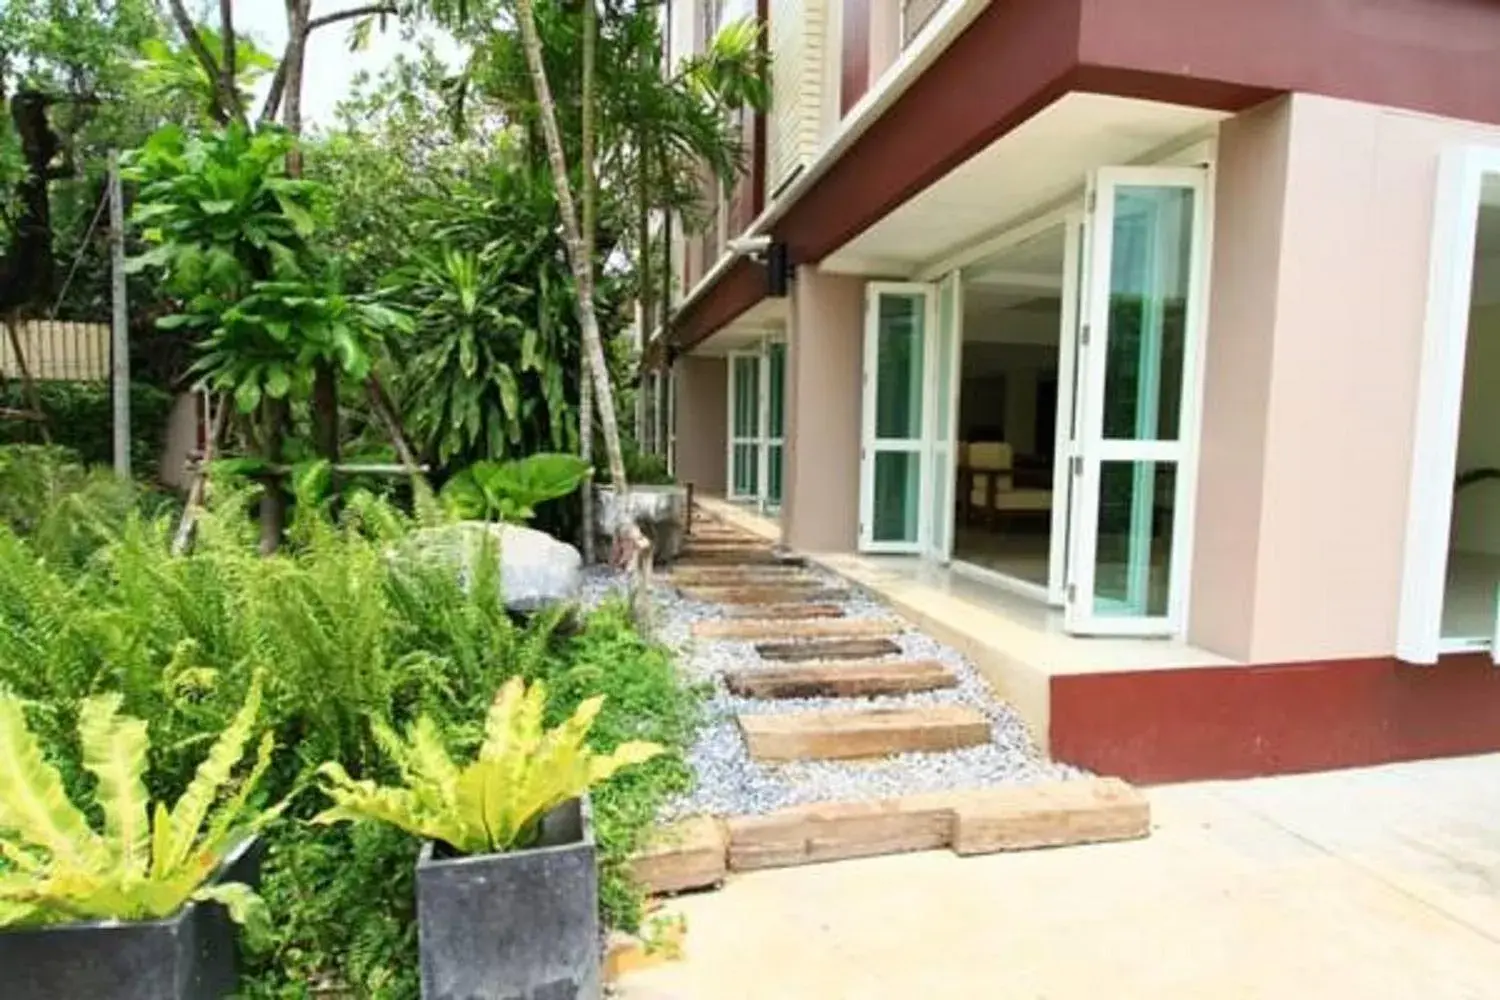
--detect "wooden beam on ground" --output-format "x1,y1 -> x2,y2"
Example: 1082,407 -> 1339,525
692,618 -> 902,641
724,659 -> 956,699
755,637 -> 902,661
737,705 -> 991,761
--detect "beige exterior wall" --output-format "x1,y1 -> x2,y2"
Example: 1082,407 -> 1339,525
1190,93 -> 1500,663
673,354 -> 728,495
783,265 -> 865,552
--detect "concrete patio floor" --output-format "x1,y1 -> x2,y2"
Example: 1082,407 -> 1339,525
619,754 -> 1500,1000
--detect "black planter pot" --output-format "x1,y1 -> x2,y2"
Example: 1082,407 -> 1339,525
0,837 -> 263,1000
417,797 -> 601,1000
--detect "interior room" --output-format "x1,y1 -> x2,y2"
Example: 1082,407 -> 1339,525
952,226 -> 1066,588
1445,183 -> 1500,640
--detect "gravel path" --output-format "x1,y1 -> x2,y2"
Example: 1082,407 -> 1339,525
585,557 -> 1083,818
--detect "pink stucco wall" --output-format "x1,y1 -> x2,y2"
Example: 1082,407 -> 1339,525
783,265 -> 865,552
673,354 -> 728,496
1190,93 -> 1500,663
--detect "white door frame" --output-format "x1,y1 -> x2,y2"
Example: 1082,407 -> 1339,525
1065,165 -> 1212,637
924,270 -> 964,563
726,350 -> 761,500
1398,145 -> 1500,663
860,282 -> 937,553
1047,212 -> 1086,606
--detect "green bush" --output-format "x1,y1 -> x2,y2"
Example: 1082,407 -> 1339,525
0,462 -> 699,998
0,381 -> 175,474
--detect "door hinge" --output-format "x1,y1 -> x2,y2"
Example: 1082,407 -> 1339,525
1067,583 -> 1077,603
1071,455 -> 1082,477
1086,189 -> 1097,214
1080,322 -> 1091,346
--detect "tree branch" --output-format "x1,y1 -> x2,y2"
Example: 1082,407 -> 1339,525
219,0 -> 238,118
164,0 -> 240,125
308,4 -> 398,32
257,5 -> 398,125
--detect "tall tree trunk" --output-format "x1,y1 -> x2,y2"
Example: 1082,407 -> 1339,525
259,397 -> 289,555
579,0 -> 598,564
515,0 -> 651,620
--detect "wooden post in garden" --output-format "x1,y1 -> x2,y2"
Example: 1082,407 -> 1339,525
109,151 -> 131,479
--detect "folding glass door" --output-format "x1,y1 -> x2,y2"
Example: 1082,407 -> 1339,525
726,339 -> 786,511
1064,166 -> 1209,635
861,284 -> 933,552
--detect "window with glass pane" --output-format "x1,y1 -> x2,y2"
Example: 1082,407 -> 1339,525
732,356 -> 760,438
1093,461 -> 1176,616
768,342 -> 786,438
875,296 -> 925,440
872,451 -> 921,543
767,443 -> 784,506
1102,187 -> 1193,442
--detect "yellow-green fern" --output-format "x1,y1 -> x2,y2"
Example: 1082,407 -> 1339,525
314,677 -> 661,854
0,677 -> 281,933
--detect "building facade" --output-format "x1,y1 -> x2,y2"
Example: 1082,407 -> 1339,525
650,0 -> 1500,780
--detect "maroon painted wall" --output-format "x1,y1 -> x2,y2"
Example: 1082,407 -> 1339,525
1050,653 -> 1500,784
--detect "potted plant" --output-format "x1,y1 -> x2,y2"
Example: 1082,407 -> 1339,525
313,677 -> 662,1000
0,678 -> 282,1000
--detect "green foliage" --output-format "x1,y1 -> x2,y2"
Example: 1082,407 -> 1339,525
0,679 -> 278,932
0,454 -> 701,995
0,445 -> 175,568
315,677 -> 662,854
0,381 -> 175,473
441,452 -> 590,522
136,27 -> 276,124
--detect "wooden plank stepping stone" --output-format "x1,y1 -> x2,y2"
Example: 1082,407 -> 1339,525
723,778 -> 1149,872
677,550 -> 804,567
693,618 -> 901,641
678,585 -> 845,605
631,817 -> 728,895
721,603 -> 844,620
738,705 -> 991,761
755,637 -> 901,661
724,659 -> 956,699
668,566 -> 813,585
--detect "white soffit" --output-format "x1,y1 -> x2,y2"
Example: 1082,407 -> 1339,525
693,297 -> 790,356
821,92 -> 1227,276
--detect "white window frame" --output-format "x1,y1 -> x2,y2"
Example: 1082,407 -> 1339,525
726,350 -> 762,500
1398,145 -> 1500,664
666,368 -> 678,476
725,338 -> 785,508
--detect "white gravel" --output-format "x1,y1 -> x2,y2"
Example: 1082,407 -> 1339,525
584,555 -> 1083,819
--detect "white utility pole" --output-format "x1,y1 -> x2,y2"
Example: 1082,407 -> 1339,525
109,150 -> 130,478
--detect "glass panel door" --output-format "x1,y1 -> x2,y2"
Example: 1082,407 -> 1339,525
1066,167 -> 1208,635
924,271 -> 963,562
728,351 -> 761,499
861,284 -> 933,552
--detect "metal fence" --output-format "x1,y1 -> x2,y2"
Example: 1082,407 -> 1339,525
0,320 -> 110,382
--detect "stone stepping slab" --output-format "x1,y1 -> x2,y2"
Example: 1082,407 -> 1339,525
692,618 -> 902,641
755,637 -> 902,661
724,659 -> 956,699
720,603 -> 844,621
629,779 -> 1150,892
679,585 -> 846,605
738,704 -> 990,761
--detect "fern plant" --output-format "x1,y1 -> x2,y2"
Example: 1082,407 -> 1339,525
313,677 -> 661,855
0,677 -> 281,932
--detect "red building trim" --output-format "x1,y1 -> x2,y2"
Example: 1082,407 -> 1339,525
673,0 -> 1500,351
667,256 -> 766,351
1050,653 -> 1500,785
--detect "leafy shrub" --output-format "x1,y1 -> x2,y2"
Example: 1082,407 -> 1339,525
0,679 -> 278,932
0,381 -> 175,475
314,677 -> 661,854
0,476 -> 700,996
440,452 -> 591,522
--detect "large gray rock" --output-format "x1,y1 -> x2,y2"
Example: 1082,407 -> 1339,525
593,484 -> 688,564
411,522 -> 582,613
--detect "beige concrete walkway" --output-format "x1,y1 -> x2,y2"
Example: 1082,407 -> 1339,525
620,754 -> 1500,1000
